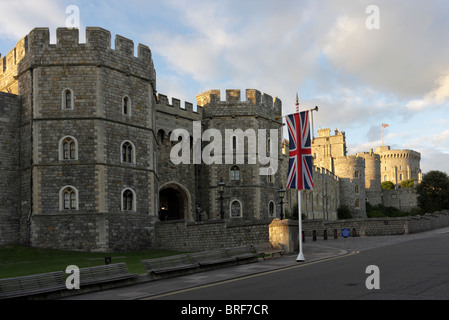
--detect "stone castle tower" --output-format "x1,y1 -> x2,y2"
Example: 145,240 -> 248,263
1,27 -> 158,251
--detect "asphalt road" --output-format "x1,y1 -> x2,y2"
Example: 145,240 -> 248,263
149,232 -> 449,300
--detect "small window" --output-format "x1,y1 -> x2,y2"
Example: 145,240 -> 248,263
267,167 -> 274,183
63,138 -> 76,160
230,166 -> 240,181
59,186 -> 78,211
62,88 -> 74,109
121,141 -> 135,164
269,201 -> 275,217
230,200 -> 242,218
122,96 -> 131,116
59,136 -> 78,160
355,185 -> 360,194
355,198 -> 360,209
122,188 -> 136,211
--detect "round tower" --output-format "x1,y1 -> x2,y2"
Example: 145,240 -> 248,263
357,150 -> 382,205
334,155 -> 366,218
375,146 -> 422,185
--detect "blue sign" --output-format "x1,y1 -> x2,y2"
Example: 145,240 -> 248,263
341,228 -> 351,238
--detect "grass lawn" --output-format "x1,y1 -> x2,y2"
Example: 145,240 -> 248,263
0,245 -> 185,279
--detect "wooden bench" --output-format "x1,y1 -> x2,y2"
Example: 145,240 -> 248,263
79,263 -> 134,286
225,245 -> 258,263
188,249 -> 237,267
141,254 -> 199,274
253,243 -> 284,260
0,271 -> 66,300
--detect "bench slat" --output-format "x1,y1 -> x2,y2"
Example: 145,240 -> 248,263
79,263 -> 133,286
141,254 -> 199,274
0,271 -> 66,299
188,249 -> 237,266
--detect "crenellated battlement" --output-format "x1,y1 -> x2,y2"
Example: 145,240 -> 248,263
375,147 -> 421,160
12,27 -> 155,84
156,93 -> 203,121
196,89 -> 282,112
0,36 -> 27,94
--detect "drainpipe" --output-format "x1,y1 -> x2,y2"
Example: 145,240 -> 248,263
26,67 -> 34,247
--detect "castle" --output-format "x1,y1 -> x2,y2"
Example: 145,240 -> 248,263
0,27 -> 422,252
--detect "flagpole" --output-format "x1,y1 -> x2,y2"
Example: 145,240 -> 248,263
382,124 -> 384,147
297,189 -> 305,262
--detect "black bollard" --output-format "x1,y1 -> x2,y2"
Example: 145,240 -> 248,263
324,230 -> 328,240
334,229 -> 338,239
352,228 -> 357,237
312,230 -> 317,241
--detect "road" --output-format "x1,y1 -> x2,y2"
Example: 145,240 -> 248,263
147,232 -> 449,300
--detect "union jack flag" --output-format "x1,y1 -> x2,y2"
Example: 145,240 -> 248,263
286,111 -> 314,190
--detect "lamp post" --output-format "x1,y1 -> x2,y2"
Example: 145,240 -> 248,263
278,186 -> 286,220
218,178 -> 225,219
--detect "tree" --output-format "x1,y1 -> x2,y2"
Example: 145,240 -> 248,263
381,181 -> 395,190
337,204 -> 352,220
417,170 -> 449,213
400,179 -> 415,188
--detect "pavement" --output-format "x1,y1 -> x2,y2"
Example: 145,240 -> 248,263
59,226 -> 449,300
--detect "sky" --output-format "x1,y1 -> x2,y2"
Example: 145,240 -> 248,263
1,0 -> 448,174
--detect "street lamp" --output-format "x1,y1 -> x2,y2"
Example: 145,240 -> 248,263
218,178 -> 225,219
278,186 -> 286,220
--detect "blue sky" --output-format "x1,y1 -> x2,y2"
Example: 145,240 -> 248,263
1,0 -> 449,174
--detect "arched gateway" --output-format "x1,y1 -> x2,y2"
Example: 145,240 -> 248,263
158,182 -> 191,221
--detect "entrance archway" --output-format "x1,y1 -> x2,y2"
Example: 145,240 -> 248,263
159,183 -> 191,221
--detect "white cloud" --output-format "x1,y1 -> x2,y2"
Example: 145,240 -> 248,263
0,0 -> 66,42
406,71 -> 449,111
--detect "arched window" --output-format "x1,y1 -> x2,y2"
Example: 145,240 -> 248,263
230,166 -> 240,181
59,136 -> 78,160
62,88 -> 74,109
59,186 -> 79,211
269,201 -> 275,217
355,198 -> 360,209
230,200 -> 242,218
122,188 -> 136,211
122,96 -> 131,116
355,185 -> 360,194
121,141 -> 135,164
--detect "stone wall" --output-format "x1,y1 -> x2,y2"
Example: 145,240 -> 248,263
154,219 -> 270,252
381,188 -> 418,212
301,210 -> 449,237
30,213 -> 153,252
0,93 -> 21,245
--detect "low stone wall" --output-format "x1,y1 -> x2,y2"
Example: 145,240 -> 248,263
154,219 -> 270,252
301,210 -> 449,238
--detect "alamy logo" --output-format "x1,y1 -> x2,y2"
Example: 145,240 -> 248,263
65,265 -> 80,290
365,5 -> 380,30
170,121 -> 279,175
365,265 -> 380,290
66,5 -> 80,30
